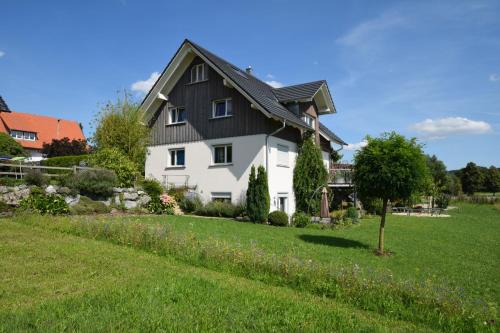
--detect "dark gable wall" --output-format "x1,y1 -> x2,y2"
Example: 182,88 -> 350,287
149,57 -> 301,146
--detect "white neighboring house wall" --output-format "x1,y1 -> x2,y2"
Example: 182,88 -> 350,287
322,151 -> 330,170
145,134 -> 299,215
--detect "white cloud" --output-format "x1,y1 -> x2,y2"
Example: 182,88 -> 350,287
344,140 -> 368,151
266,74 -> 275,79
337,12 -> 406,47
131,72 -> 160,94
411,117 -> 492,139
489,74 -> 500,82
265,80 -> 284,88
0,51 -> 5,58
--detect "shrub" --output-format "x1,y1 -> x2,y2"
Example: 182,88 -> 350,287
87,148 -> 138,187
0,200 -> 12,213
146,193 -> 177,215
435,193 -> 450,209
140,178 -> 164,198
0,132 -> 27,157
330,210 -> 346,222
195,201 -> 241,218
23,169 -> 48,186
41,138 -> 88,157
179,195 -> 203,213
362,198 -> 384,215
70,196 -> 110,215
64,169 -> 117,199
346,207 -> 358,220
292,212 -> 311,228
19,193 -> 69,215
167,187 -> 186,203
268,210 -> 289,226
0,177 -> 25,186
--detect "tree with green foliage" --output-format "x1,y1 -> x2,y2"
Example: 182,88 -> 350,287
353,132 -> 428,255
42,137 -> 88,157
293,134 -> 328,214
484,166 -> 500,196
459,162 -> 483,195
444,173 -> 462,196
425,155 -> 448,207
92,91 -> 150,173
246,165 -> 257,221
254,166 -> 270,223
87,148 -> 138,187
0,132 -> 27,157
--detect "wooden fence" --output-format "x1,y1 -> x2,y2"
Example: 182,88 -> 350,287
0,163 -> 99,179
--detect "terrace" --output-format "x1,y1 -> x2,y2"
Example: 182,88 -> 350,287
329,163 -> 354,187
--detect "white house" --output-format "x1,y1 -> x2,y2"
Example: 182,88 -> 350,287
141,39 -> 345,215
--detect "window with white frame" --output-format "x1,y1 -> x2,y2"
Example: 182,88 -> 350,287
168,107 -> 186,125
190,63 -> 206,83
213,144 -> 232,164
302,114 -> 315,128
169,148 -> 185,167
277,144 -> 289,167
212,98 -> 232,118
277,193 -> 288,213
211,192 -> 231,203
10,130 -> 36,141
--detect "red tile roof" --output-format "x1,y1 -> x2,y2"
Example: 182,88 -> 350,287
0,111 -> 86,150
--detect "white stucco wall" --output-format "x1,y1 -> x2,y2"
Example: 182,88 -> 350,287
322,151 -> 330,170
145,134 -> 300,215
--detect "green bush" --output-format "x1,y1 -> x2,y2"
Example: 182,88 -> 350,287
362,198 -> 384,215
195,201 -> 242,218
70,196 -> 110,215
346,207 -> 358,220
435,193 -> 450,209
140,178 -> 164,198
146,194 -> 177,215
167,187 -> 186,203
64,169 -> 117,199
179,196 -> 203,213
24,169 -> 48,187
292,212 -> 310,228
0,132 -> 27,157
19,193 -> 69,215
268,210 -> 289,226
0,200 -> 13,213
0,177 -> 25,186
87,148 -> 138,187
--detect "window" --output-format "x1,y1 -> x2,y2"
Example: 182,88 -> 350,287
277,144 -> 289,167
302,114 -> 315,128
277,193 -> 288,213
169,148 -> 185,167
10,130 -> 36,141
213,144 -> 232,164
212,99 -> 232,118
211,192 -> 231,203
168,107 -> 186,124
190,63 -> 206,83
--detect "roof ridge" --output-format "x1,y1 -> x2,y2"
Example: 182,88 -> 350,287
272,80 -> 326,91
2,110 -> 81,124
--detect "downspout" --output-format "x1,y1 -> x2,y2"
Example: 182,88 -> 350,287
265,119 -> 286,173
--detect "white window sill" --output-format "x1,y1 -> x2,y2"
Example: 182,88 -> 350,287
209,163 -> 233,168
165,166 -> 186,170
166,122 -> 187,126
209,115 -> 233,120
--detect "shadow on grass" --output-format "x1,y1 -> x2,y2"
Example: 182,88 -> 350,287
298,234 -> 370,249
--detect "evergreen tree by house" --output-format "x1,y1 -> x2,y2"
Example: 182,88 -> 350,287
353,132 -> 428,255
484,166 -> 500,195
293,134 -> 328,214
0,132 -> 27,157
42,137 -> 88,157
459,162 -> 483,195
92,91 -> 150,173
246,165 -> 257,221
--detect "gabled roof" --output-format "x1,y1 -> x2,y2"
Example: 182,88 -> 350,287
273,81 -> 325,102
319,122 -> 347,146
0,96 -> 10,112
0,111 -> 86,150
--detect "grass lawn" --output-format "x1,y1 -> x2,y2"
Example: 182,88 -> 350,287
104,203 -> 500,304
0,222 -> 431,332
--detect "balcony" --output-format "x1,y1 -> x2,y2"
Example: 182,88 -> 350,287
328,163 -> 353,187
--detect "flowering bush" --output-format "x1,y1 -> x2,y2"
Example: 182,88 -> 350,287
147,193 -> 179,215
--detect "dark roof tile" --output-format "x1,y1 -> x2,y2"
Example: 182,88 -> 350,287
272,81 -> 325,102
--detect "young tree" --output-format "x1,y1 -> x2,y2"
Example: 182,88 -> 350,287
425,155 -> 448,207
42,137 -> 88,157
353,132 -> 428,255
246,165 -> 257,221
254,165 -> 270,223
0,133 -> 27,157
92,91 -> 150,173
460,162 -> 482,195
293,134 -> 328,214
484,166 -> 500,196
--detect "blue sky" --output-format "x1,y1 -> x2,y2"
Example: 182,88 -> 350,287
0,0 -> 499,169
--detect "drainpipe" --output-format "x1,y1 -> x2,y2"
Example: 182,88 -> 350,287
265,119 -> 286,173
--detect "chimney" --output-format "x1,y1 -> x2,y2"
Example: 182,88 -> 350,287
57,119 -> 61,139
245,66 -> 252,74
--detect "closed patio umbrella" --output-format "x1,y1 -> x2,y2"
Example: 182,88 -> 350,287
320,187 -> 329,218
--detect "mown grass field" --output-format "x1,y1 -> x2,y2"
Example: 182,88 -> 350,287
0,202 -> 498,332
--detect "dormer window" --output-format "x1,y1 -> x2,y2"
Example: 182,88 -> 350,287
190,63 -> 207,83
10,130 -> 36,141
302,114 -> 315,128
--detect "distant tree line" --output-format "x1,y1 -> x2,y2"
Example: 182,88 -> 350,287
451,162 -> 500,196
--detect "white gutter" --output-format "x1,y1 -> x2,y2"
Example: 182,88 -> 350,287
265,119 -> 286,173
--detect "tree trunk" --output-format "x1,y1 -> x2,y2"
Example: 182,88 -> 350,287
378,198 -> 389,255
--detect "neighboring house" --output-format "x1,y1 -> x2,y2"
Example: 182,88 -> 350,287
0,95 -> 86,161
142,39 -> 346,215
